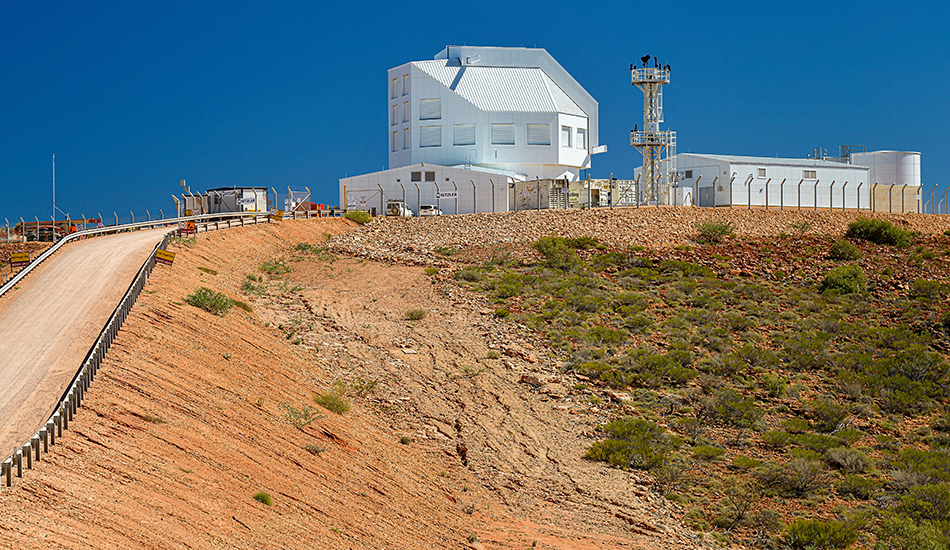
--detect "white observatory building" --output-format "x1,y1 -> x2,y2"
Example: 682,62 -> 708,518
340,45 -> 604,215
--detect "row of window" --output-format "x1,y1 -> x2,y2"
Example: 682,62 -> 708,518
390,74 -> 409,99
391,123 -> 586,151
683,168 -> 823,180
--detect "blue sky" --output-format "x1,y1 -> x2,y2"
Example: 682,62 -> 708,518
2,1 -> 948,224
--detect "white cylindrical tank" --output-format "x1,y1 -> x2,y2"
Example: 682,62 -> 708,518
852,151 -> 921,186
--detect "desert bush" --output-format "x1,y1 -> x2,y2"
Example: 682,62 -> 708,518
313,392 -> 350,415
873,512 -> 949,550
807,396 -> 850,432
657,260 -> 715,278
278,402 -> 325,429
260,258 -> 292,275
779,331 -> 829,371
890,448 -> 950,483
795,432 -> 846,454
693,445 -> 726,461
837,474 -> 879,499
762,374 -> 788,398
826,447 -> 872,473
820,264 -> 867,295
454,268 -> 485,282
585,326 -> 627,346
185,287 -> 233,316
344,210 -> 372,224
585,417 -> 680,470
252,491 -> 273,506
784,518 -> 858,549
782,458 -> 827,497
712,388 -> 762,428
695,221 -> 735,243
845,218 -> 911,247
829,240 -> 862,260
532,237 -> 581,270
405,309 -> 427,321
898,483 -> 950,522
910,279 -> 948,302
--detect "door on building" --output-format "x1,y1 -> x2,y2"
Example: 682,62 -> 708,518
699,187 -> 715,207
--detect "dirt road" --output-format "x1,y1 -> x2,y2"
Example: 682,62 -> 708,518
0,228 -> 172,453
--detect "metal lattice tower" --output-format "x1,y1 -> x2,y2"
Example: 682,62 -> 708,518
630,61 -> 676,205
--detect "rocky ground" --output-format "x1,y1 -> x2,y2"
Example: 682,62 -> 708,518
3,207 -> 950,549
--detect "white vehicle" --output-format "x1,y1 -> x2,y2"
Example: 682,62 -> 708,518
418,204 -> 443,216
385,200 -> 414,217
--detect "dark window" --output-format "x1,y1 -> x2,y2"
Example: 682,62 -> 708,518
411,172 -> 422,182
425,172 -> 436,182
684,170 -> 693,179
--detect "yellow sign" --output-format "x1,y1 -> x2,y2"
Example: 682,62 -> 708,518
155,249 -> 176,266
185,209 -> 193,216
270,209 -> 284,221
10,252 -> 31,268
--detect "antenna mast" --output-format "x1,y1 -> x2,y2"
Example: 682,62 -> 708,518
630,58 -> 676,205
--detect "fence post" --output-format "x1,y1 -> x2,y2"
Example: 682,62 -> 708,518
797,180 -> 803,210
471,181 -> 476,214
842,181 -> 847,211
764,178 -> 770,210
814,180 -> 820,211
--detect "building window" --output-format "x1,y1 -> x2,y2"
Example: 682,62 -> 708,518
561,126 -> 571,148
403,128 -> 409,149
402,74 -> 409,96
576,128 -> 586,149
391,131 -> 398,152
758,168 -> 766,178
419,98 -> 441,120
392,104 -> 398,126
491,123 -> 515,145
402,101 -> 409,122
411,172 -> 422,182
685,170 -> 693,179
453,124 -> 476,146
803,170 -> 817,179
391,78 -> 398,99
425,172 -> 436,182
419,125 -> 441,147
526,124 -> 550,146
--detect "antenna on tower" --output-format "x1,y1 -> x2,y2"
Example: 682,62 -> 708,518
630,59 -> 676,205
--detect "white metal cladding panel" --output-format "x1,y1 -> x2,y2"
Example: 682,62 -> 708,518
527,124 -> 551,145
491,124 -> 515,145
420,98 -> 441,120
413,60 -> 585,115
454,124 -> 476,146
419,126 -> 441,147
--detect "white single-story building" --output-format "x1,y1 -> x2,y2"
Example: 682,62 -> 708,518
651,150 -> 920,212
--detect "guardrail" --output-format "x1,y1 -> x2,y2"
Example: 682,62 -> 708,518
0,211 -> 275,486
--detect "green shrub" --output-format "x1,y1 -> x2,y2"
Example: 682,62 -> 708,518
260,258 -> 292,274
695,221 -> 735,243
784,519 -> 858,549
424,267 -> 439,276
252,491 -> 273,506
278,402 -> 325,429
313,392 -> 351,415
873,512 -> 949,550
585,418 -> 680,470
185,287 -> 233,316
712,388 -> 762,428
898,483 -> 950,522
910,279 -> 948,302
825,447 -> 872,473
837,474 -> 879,499
405,309 -> 427,321
532,237 -> 581,270
657,260 -> 715,278
453,268 -> 485,282
693,445 -> 726,461
829,240 -> 862,260
845,218 -> 911,247
820,264 -> 867,295
344,210 -> 372,224
807,396 -> 849,432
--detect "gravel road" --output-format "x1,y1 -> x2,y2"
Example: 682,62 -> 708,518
0,228 -> 172,453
